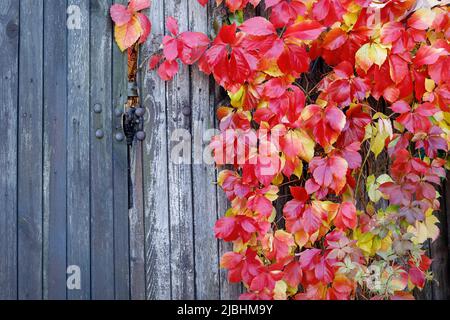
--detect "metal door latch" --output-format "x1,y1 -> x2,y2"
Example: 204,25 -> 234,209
123,106 -> 146,145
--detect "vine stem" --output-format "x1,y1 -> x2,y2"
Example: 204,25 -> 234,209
355,131 -> 375,197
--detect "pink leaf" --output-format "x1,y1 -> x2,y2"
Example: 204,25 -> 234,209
239,17 -> 276,36
110,4 -> 132,26
128,0 -> 151,12
157,59 -> 179,81
166,16 -> 179,36
137,13 -> 151,44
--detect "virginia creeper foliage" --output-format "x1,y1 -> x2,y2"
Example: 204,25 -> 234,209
112,0 -> 450,300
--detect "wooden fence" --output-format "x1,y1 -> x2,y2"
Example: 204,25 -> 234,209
0,0 -> 448,300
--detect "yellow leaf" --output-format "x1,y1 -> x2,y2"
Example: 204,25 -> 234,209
293,161 -> 304,179
356,43 -> 387,73
273,280 -> 288,300
408,209 -> 440,244
425,78 -> 435,93
228,86 -> 245,108
296,130 -> 315,162
294,230 -> 308,248
114,16 -> 143,52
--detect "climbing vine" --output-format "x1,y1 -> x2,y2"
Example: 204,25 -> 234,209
112,0 -> 450,300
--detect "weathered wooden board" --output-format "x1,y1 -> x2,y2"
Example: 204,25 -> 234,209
67,0 -> 91,300
165,0 -> 196,300
43,0 -> 68,300
0,0 -> 19,300
90,0 -> 115,300
141,0 -> 171,300
190,0 -> 221,300
17,0 -> 44,300
112,0 -> 131,300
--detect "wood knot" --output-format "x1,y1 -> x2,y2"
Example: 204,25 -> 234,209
6,21 -> 18,39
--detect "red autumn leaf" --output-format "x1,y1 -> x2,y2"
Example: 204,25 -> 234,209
239,17 -> 276,36
283,260 -> 303,288
413,126 -> 448,158
408,266 -> 426,289
265,230 -> 296,261
166,16 -> 179,36
389,54 -> 409,84
301,206 -> 322,233
334,202 -> 357,230
322,28 -> 347,50
128,0 -> 151,12
380,22 -> 404,44
394,102 -> 437,133
413,45 -> 446,67
301,104 -> 346,148
149,54 -> 162,70
179,32 -> 210,65
269,0 -> 306,28
247,194 -> 273,218
284,20 -> 326,41
157,59 -> 179,81
299,248 -> 321,270
290,186 -> 308,202
220,252 -> 244,282
314,256 -> 334,283
137,13 -> 151,44
265,0 -> 282,8
309,155 -> 348,194
197,0 -> 209,6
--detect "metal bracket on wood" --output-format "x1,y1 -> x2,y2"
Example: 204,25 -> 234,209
123,106 -> 146,146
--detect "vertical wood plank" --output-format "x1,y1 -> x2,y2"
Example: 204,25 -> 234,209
166,0 -> 195,300
430,177 -> 450,299
67,0 -> 91,300
129,141 -> 145,299
42,0 -> 68,300
190,0 -> 220,300
17,0 -> 44,300
90,0 -> 114,299
112,0 -> 130,300
141,0 -> 171,300
0,0 -> 19,300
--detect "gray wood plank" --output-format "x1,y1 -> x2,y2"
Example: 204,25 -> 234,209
112,0 -> 130,300
166,0 -> 195,300
129,141 -> 145,299
17,0 -> 44,300
190,0 -> 220,300
67,0 -> 91,300
0,0 -> 19,300
141,0 -> 171,300
42,0 -> 68,300
90,0 -> 115,299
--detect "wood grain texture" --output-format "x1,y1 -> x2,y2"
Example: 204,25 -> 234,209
89,0 -> 114,299
67,0 -> 91,300
112,0 -> 130,300
43,0 -> 68,300
0,0 -> 19,300
141,0 -> 171,300
129,141 -> 145,299
166,0 -> 195,300
190,0 -> 220,300
17,0 -> 44,300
